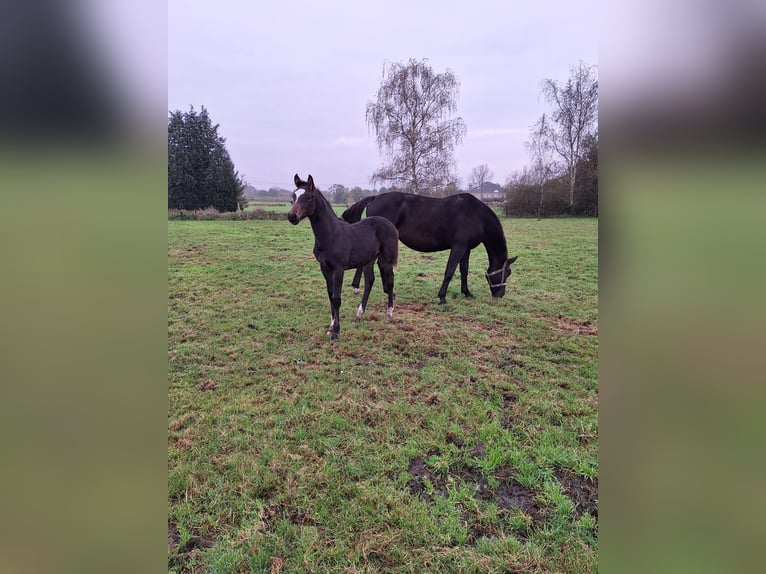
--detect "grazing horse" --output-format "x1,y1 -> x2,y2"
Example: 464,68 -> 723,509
287,174 -> 398,341
342,192 -> 518,304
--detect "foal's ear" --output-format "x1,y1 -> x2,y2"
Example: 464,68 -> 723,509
307,175 -> 315,191
294,174 -> 302,187
508,255 -> 519,265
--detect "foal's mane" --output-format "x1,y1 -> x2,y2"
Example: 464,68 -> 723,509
313,183 -> 344,221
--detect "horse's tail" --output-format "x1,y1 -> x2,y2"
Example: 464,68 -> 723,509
378,221 -> 399,268
342,195 -> 376,223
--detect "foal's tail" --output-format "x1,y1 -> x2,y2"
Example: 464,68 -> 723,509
342,195 -> 376,223
378,222 -> 399,268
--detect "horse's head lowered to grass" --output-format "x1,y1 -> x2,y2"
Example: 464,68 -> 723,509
485,255 -> 519,298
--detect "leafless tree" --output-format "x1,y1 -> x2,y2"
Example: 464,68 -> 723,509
469,164 -> 494,201
540,61 -> 598,211
366,59 -> 467,195
526,114 -> 558,218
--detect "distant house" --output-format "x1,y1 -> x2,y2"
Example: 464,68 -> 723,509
468,181 -> 503,200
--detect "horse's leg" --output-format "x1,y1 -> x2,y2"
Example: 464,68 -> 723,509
329,268 -> 344,340
437,246 -> 468,305
351,267 -> 363,295
354,262 -> 375,324
322,265 -> 335,334
459,250 -> 474,298
379,261 -> 396,319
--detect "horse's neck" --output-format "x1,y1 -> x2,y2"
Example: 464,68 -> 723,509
483,217 -> 508,266
308,193 -> 339,246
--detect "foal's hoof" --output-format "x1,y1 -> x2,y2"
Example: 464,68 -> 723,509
463,291 -> 474,298
353,287 -> 360,295
438,298 -> 447,305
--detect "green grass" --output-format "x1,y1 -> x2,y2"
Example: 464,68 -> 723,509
168,217 -> 597,573
245,201 -> 347,216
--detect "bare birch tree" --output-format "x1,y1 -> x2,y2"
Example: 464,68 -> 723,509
366,59 -> 467,195
540,62 -> 598,211
469,164 -> 494,201
526,114 -> 558,217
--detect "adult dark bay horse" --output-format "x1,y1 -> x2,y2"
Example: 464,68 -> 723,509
288,174 -> 398,341
343,192 -> 518,305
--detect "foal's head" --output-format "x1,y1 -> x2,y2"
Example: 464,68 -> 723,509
486,255 -> 519,298
288,174 -> 318,225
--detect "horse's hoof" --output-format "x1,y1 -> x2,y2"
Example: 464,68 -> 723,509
439,299 -> 447,305
353,288 -> 360,295
463,291 -> 474,298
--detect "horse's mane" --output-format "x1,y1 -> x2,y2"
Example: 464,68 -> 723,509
485,211 -> 508,259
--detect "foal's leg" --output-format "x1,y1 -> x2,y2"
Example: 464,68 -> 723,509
329,268 -> 344,341
378,261 -> 396,319
459,250 -> 474,298
350,267 -> 363,295
437,246 -> 468,305
322,265 -> 335,334
354,262 -> 375,324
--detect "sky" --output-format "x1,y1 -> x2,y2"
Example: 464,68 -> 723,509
168,0 -> 598,190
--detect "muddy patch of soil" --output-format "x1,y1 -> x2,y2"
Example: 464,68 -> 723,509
407,443 -> 549,543
168,520 -> 215,573
554,469 -> 598,519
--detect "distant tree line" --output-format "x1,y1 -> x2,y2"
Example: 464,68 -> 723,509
504,62 -> 598,217
168,106 -> 244,211
505,132 -> 597,216
169,61 -> 596,217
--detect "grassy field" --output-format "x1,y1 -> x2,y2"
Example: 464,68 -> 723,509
244,201 -> 347,217
168,216 -> 598,573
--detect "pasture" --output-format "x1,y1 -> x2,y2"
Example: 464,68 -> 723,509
168,215 -> 598,573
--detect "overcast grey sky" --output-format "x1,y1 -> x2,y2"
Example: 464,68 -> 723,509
168,0 -> 597,190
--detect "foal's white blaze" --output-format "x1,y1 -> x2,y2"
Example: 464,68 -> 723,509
356,303 -> 364,319
294,188 -> 305,201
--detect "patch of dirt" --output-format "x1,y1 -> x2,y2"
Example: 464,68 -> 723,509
464,517 -> 502,543
492,482 -> 545,522
498,388 -> 522,430
168,521 -> 180,550
199,379 -> 218,391
501,391 -> 517,408
445,431 -> 465,449
394,301 -> 428,314
554,469 -> 598,519
406,443 -> 549,543
469,441 -> 486,458
547,315 -> 598,336
169,412 -> 196,432
168,520 -> 215,573
261,503 -> 315,531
